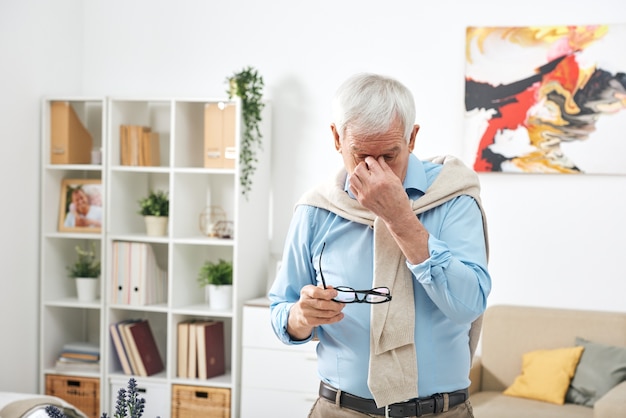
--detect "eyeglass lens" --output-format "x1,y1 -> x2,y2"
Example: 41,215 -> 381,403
334,286 -> 391,304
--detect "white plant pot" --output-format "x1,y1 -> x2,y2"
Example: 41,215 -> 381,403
205,284 -> 233,311
144,216 -> 168,236
75,277 -> 99,302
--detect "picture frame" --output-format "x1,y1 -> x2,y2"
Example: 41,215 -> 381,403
58,178 -> 103,233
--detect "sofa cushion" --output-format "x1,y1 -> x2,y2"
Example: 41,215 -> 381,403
503,346 -> 584,404
471,391 -> 593,418
566,337 -> 626,407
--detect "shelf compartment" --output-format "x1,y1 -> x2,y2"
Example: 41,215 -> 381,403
108,170 -> 170,236
106,308 -> 168,378
41,306 -> 100,372
42,237 -> 103,303
171,243 -> 233,309
108,99 -> 171,168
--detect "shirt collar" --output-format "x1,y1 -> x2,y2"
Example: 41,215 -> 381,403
343,153 -> 427,200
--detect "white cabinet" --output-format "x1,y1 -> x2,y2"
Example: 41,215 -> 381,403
40,96 -> 271,418
241,301 -> 319,417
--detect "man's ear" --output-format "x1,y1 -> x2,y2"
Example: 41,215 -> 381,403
408,124 -> 420,152
331,124 -> 341,151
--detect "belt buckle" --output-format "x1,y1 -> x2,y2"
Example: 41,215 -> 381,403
385,405 -> 390,418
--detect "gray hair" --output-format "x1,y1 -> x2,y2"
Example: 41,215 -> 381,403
331,73 -> 416,143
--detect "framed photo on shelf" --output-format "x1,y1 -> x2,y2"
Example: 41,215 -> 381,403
58,178 -> 103,233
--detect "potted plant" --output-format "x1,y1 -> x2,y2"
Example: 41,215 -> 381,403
67,242 -> 101,302
197,258 -> 233,310
138,189 -> 169,236
226,66 -> 265,199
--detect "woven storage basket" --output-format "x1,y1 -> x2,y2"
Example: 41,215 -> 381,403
45,374 -> 100,418
171,384 -> 231,418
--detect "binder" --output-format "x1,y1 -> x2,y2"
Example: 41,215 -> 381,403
111,241 -> 167,306
50,101 -> 93,164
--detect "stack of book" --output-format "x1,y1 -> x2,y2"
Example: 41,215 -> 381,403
55,341 -> 100,373
111,241 -> 168,306
176,320 -> 225,379
110,319 -> 164,377
120,125 -> 160,166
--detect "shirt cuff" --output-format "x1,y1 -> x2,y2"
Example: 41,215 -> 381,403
407,235 -> 452,284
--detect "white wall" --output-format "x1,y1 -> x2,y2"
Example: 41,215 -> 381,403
1,0 -> 625,392
0,0 -> 84,392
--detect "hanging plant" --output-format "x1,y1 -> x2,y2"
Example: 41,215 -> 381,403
226,66 -> 265,199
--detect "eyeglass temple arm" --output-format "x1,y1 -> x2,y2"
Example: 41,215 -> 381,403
319,242 -> 327,289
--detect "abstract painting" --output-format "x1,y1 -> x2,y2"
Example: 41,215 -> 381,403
465,24 -> 626,174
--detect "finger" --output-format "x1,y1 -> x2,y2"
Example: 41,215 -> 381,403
376,156 -> 391,171
364,156 -> 379,171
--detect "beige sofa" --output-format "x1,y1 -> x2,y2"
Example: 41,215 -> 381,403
469,305 -> 626,418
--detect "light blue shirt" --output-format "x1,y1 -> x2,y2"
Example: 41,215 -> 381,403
269,154 -> 491,398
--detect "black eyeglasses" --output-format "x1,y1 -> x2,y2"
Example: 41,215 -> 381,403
318,242 -> 392,304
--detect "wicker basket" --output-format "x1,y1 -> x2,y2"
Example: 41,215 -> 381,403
171,384 -> 230,418
45,374 -> 100,418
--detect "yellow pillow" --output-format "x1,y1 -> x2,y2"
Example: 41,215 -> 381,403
503,346 -> 584,404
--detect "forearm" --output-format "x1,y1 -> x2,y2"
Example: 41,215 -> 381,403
383,207 -> 430,265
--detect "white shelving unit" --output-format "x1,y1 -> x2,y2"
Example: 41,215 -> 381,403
39,96 -> 271,418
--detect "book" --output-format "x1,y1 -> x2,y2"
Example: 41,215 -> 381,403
60,341 -> 99,358
187,320 -> 198,378
119,320 -> 142,375
55,357 -> 100,373
60,352 -> 99,362
110,321 -> 133,375
120,125 -> 158,166
196,320 -> 225,379
50,101 -> 93,164
127,319 -> 164,377
194,321 -> 211,379
177,320 -> 192,378
141,131 -> 160,166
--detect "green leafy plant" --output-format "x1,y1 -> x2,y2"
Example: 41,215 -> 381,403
67,242 -> 101,278
46,378 -> 157,418
226,66 -> 265,199
137,190 -> 169,217
197,259 -> 233,286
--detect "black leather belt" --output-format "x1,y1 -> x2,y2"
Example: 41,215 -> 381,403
319,382 -> 468,417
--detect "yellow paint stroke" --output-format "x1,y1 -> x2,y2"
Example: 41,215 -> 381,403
466,25 -> 609,64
